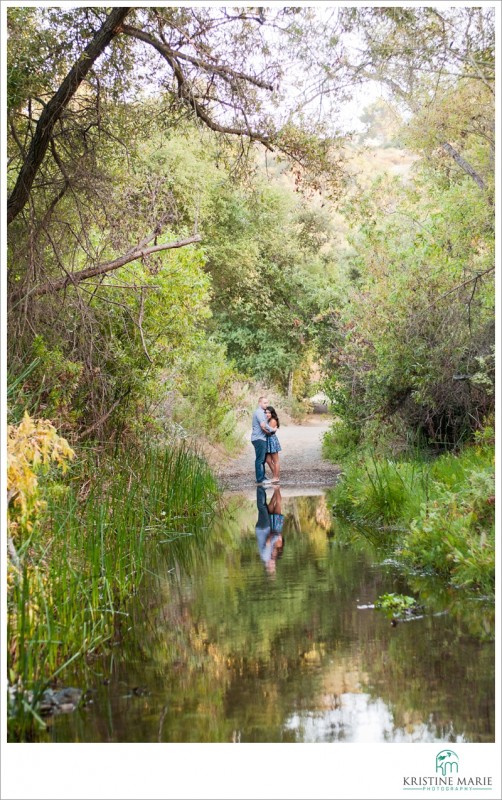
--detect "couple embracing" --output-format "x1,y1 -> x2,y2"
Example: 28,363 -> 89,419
251,395 -> 282,485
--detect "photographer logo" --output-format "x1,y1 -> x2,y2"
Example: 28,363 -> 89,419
402,750 -> 492,791
436,750 -> 459,777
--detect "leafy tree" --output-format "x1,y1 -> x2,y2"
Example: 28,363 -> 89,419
7,5 -> 349,436
204,178 -> 340,390
321,159 -> 494,444
8,5 -> 349,226
313,6 -> 495,446
342,6 -> 494,190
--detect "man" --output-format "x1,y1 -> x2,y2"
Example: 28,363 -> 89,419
255,486 -> 284,575
251,395 -> 272,485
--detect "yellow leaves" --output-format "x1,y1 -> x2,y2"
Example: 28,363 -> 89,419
7,412 -> 75,538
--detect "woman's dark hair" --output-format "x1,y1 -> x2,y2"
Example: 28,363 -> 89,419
266,406 -> 280,428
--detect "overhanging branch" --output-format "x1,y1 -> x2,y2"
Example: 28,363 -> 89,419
121,24 -> 274,150
121,24 -> 274,91
10,233 -> 202,302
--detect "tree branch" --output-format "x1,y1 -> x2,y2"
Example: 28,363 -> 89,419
440,141 -> 486,190
10,234 -> 202,302
121,25 -> 274,149
7,7 -> 131,225
121,24 -> 274,91
413,267 -> 495,318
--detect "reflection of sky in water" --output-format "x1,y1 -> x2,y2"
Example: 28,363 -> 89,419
284,694 -> 468,744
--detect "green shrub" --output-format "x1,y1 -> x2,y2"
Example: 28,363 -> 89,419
323,419 -> 361,461
171,338 -> 245,454
403,456 -> 494,592
330,442 -> 494,594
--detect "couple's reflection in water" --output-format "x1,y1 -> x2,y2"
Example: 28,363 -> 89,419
255,486 -> 285,575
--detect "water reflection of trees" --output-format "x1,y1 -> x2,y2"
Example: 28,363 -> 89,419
44,494 -> 494,742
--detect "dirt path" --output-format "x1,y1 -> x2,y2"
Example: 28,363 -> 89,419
215,415 -> 340,491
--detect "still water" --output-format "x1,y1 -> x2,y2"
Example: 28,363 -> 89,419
43,488 -> 494,743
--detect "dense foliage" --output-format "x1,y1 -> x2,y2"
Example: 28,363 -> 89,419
328,432 -> 495,595
318,9 -> 494,447
7,5 -> 495,447
7,6 -> 346,439
321,164 -> 494,446
6,5 -> 495,736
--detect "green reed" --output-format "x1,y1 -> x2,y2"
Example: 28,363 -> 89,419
7,443 -> 219,729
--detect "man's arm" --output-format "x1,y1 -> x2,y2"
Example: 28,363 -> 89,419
257,408 -> 272,433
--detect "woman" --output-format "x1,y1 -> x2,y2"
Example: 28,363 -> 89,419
266,487 -> 285,573
265,406 -> 281,483
267,485 -> 284,538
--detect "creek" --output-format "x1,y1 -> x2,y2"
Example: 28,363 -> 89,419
35,488 -> 494,743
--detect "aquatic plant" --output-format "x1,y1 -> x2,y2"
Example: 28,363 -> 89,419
375,593 -> 422,619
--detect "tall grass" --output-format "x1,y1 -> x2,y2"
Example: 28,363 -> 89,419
331,453 -> 427,526
329,441 -> 495,594
7,357 -> 42,423
7,443 -> 219,728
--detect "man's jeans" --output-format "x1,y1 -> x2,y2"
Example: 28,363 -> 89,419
256,486 -> 271,530
255,486 -> 272,563
252,439 -> 267,482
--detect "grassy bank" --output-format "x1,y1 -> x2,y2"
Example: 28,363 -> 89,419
7,441 -> 219,728
326,430 -> 495,596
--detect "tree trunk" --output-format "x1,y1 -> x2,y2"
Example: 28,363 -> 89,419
7,7 -> 131,225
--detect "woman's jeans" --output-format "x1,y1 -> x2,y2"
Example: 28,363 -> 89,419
252,439 -> 267,482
